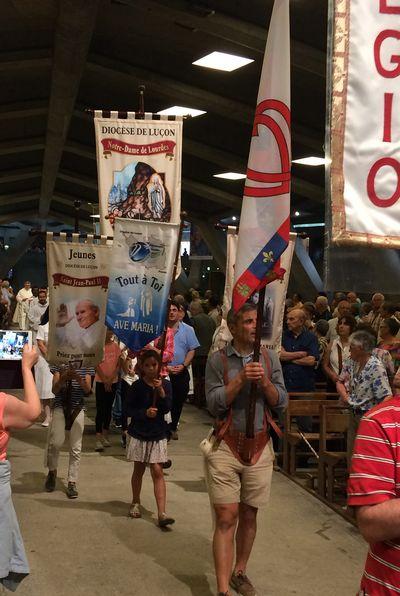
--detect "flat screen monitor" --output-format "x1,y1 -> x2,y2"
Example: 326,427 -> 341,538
0,330 -> 32,360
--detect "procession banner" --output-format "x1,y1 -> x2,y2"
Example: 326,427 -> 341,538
47,234 -> 111,368
330,0 -> 400,247
211,226 -> 238,352
211,231 -> 294,353
94,112 -> 182,236
106,218 -> 179,351
233,0 -> 291,311
254,234 -> 295,351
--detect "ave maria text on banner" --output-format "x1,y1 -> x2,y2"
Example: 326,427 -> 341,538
46,233 -> 111,368
106,218 -> 179,351
94,112 -> 182,236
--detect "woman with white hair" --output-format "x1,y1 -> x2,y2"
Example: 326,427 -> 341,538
336,330 -> 392,459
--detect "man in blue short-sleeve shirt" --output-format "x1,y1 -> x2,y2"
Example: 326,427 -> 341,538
166,301 -> 199,438
280,308 -> 319,431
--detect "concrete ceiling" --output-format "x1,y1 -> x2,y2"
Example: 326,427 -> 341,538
0,0 -> 327,231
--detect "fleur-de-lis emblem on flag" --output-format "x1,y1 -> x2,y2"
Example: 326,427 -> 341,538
262,251 -> 274,264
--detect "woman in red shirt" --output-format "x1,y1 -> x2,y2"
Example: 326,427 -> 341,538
94,330 -> 122,451
0,345 -> 39,591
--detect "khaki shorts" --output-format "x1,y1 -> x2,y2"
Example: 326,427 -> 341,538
205,439 -> 274,508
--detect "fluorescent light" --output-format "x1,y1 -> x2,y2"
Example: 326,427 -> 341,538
157,106 -> 206,117
193,51 -> 254,72
90,214 -> 100,219
293,222 -> 325,228
213,172 -> 246,180
294,211 -> 300,217
292,157 -> 327,166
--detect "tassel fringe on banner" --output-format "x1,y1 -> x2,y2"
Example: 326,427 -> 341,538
89,110 -> 184,122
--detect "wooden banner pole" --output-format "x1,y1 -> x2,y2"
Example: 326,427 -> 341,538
245,285 -> 266,439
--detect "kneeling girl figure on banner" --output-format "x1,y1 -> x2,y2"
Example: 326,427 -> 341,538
205,304 -> 288,596
125,349 -> 174,528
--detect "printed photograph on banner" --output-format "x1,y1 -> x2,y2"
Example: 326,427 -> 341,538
94,116 -> 182,236
46,239 -> 111,367
106,218 -> 179,351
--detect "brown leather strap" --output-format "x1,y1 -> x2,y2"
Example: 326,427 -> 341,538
337,343 -> 343,374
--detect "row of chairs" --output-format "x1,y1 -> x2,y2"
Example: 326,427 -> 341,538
282,392 -> 350,502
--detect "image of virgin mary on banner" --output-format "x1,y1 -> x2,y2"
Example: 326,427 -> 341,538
106,218 -> 179,351
94,112 -> 182,236
46,234 -> 111,367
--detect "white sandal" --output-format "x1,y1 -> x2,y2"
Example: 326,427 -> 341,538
128,503 -> 141,518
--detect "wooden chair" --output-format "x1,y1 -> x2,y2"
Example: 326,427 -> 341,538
317,404 -> 350,502
283,395 -> 339,475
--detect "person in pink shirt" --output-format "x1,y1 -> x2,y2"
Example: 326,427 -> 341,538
94,330 -> 122,452
0,345 -> 40,591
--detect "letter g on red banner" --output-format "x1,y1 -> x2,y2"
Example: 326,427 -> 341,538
244,99 -> 291,198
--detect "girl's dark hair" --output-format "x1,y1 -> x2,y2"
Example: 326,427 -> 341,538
337,315 -> 357,333
139,349 -> 161,366
382,317 -> 400,336
40,306 -> 49,325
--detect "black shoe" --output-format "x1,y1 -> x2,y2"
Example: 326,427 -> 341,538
162,459 -> 172,469
158,514 -> 175,528
45,470 -> 56,492
66,482 -> 78,499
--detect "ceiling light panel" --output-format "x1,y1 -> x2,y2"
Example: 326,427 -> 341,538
193,51 -> 254,72
292,157 -> 327,166
157,106 -> 206,117
213,172 -> 246,180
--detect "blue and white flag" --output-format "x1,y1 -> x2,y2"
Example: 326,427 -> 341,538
106,218 -> 179,351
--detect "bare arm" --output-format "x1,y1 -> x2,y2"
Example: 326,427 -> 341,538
183,349 -> 195,368
322,342 -> 338,382
36,338 -> 47,357
336,380 -> 349,403
356,501 -> 400,543
3,345 -> 40,429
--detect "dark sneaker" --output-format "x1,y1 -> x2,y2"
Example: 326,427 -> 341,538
66,482 -> 78,499
45,470 -> 56,492
230,571 -> 256,596
158,513 -> 175,528
162,459 -> 172,469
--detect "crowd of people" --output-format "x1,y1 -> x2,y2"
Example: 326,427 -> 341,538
1,282 -> 400,595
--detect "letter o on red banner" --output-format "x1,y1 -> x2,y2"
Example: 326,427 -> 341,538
367,157 -> 400,208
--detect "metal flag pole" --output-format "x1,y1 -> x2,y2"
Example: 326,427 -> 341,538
74,200 -> 81,233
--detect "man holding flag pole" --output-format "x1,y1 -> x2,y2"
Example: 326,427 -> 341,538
204,1 -> 290,594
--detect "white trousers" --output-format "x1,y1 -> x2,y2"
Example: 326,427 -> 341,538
45,408 -> 84,483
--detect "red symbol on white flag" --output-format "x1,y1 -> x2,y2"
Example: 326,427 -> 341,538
245,99 -> 291,198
